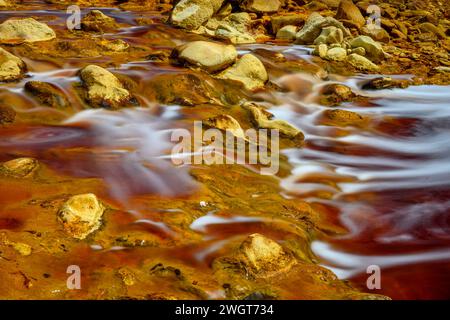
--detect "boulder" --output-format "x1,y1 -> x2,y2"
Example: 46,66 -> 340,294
0,47 -> 26,81
79,65 -> 131,109
0,158 -> 39,178
276,25 -> 298,41
218,54 -> 268,90
174,41 -> 237,73
346,53 -> 380,72
335,0 -> 366,28
0,18 -> 56,43
314,26 -> 344,45
296,13 -> 350,45
241,0 -> 281,13
325,47 -> 347,61
350,35 -> 385,62
58,193 -> 105,240
171,0 -> 224,30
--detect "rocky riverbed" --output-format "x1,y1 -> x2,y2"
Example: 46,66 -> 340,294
0,0 -> 449,300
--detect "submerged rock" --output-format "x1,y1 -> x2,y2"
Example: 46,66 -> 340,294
174,41 -> 237,73
0,18 -> 56,43
245,103 -> 304,145
81,10 -> 117,33
0,234 -> 32,256
347,53 -> 380,72
214,233 -> 295,278
98,39 -> 129,52
218,54 -> 268,90
239,234 -> 294,274
79,65 -> 132,109
145,72 -> 214,106
58,193 -> 105,240
362,77 -> 409,90
0,104 -> 15,126
171,0 -> 224,30
204,115 -> 246,140
0,47 -> 26,81
0,158 -> 39,178
24,81 -> 69,109
323,109 -> 367,127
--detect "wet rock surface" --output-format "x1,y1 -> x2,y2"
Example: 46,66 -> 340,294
0,0 -> 448,301
57,193 -> 105,240
173,40 -> 237,73
218,54 -> 268,90
0,18 -> 56,43
0,47 -> 26,81
0,158 -> 39,178
79,65 -> 132,109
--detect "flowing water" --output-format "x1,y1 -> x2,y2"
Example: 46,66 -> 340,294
1,7 -> 449,299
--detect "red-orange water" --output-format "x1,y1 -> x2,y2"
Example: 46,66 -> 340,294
1,6 -> 449,299
276,81 -> 450,299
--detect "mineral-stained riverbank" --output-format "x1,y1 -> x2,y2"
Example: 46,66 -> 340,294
0,0 -> 449,299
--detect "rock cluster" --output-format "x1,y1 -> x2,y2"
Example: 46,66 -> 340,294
173,41 -> 268,90
290,12 -> 386,72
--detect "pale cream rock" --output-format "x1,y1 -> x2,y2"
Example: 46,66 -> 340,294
0,47 -> 26,81
79,65 -> 131,108
175,41 -> 237,73
58,193 -> 106,240
0,18 -> 56,43
218,54 -> 268,90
